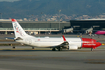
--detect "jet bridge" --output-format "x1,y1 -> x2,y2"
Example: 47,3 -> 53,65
63,27 -> 73,33
85,27 -> 93,34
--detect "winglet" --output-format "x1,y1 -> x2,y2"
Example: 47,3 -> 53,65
12,19 -> 17,22
62,35 -> 66,41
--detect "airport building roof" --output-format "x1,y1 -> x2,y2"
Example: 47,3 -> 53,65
0,19 -> 70,32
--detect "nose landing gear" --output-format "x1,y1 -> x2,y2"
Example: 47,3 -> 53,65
91,48 -> 93,51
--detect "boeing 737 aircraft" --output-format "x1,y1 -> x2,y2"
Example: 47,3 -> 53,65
11,19 -> 101,51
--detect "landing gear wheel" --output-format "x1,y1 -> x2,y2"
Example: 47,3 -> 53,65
58,47 -> 62,51
58,48 -> 60,51
91,48 -> 93,51
13,46 -> 15,49
52,48 -> 56,51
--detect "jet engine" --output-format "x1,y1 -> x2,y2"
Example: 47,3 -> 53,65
69,45 -> 78,50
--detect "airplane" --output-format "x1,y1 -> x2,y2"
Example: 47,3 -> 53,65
11,19 -> 101,51
95,30 -> 105,35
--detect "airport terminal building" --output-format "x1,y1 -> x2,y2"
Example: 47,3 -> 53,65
0,19 -> 70,34
1,19 -> 105,34
70,19 -> 105,34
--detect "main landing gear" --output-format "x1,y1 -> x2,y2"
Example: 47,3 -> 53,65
52,48 -> 56,51
32,47 -> 34,49
58,47 -> 62,51
52,47 -> 62,51
10,44 -> 15,49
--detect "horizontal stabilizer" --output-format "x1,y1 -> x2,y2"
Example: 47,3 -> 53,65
5,37 -> 14,40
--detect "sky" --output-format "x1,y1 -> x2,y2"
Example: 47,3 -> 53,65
0,0 -> 19,2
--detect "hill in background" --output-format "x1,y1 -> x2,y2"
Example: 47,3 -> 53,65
0,0 -> 105,19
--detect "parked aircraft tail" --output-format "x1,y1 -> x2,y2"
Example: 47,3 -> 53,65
12,19 -> 29,38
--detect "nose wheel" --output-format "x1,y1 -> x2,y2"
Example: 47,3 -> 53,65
91,48 -> 93,51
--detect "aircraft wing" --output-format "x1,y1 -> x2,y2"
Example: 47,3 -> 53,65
54,35 -> 69,48
57,41 -> 69,48
49,41 -> 69,49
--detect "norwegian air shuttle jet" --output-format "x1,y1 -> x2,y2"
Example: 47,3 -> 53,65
11,19 -> 101,51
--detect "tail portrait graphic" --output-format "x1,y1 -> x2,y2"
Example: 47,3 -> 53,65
12,19 -> 28,38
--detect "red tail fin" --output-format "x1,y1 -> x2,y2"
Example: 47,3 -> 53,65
12,19 -> 17,22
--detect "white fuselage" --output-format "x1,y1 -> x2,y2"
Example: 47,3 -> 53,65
16,36 -> 82,48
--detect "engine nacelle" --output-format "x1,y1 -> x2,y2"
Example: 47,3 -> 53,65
69,45 -> 78,50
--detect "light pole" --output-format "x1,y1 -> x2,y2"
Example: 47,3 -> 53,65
58,10 -> 61,30
41,12 -> 43,21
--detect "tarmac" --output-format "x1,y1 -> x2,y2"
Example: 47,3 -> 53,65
0,34 -> 105,70
0,49 -> 105,70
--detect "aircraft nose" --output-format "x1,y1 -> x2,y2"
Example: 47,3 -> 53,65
97,42 -> 101,47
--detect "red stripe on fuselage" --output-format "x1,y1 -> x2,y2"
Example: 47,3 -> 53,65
81,38 -> 98,48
